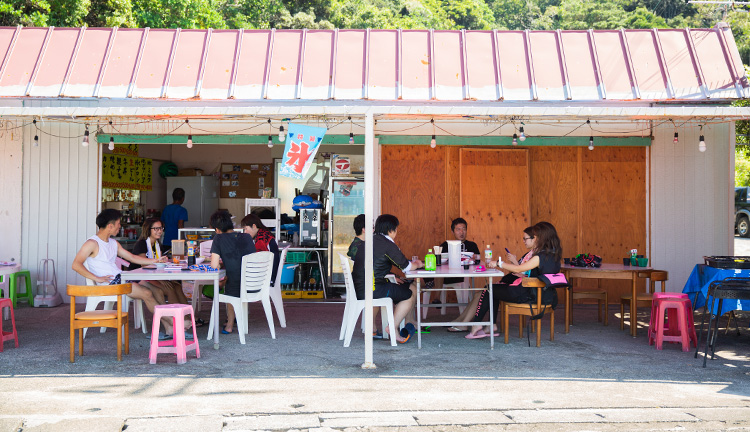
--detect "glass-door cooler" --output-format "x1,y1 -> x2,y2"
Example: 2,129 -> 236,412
328,177 -> 365,288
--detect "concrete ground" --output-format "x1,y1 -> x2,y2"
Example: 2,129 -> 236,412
1,292 -> 749,432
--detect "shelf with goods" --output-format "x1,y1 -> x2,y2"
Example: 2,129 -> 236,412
280,248 -> 327,299
245,198 -> 281,240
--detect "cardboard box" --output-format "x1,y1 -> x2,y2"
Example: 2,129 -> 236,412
178,168 -> 204,176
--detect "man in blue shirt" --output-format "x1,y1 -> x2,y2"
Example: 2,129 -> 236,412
161,188 -> 188,246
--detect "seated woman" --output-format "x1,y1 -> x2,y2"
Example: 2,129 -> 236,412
447,225 -> 536,332
209,210 -> 257,334
241,214 -> 280,286
130,218 -> 189,306
466,221 -> 562,339
370,214 -> 422,343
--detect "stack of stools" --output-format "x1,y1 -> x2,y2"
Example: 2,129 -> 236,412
149,304 -> 200,364
0,298 -> 19,352
648,292 -> 697,351
6,270 -> 33,307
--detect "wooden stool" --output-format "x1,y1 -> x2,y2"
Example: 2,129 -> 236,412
620,270 -> 667,331
0,298 -> 19,352
572,280 -> 608,326
149,304 -> 200,364
502,278 -> 555,347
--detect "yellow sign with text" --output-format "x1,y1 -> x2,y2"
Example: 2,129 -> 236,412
102,154 -> 152,191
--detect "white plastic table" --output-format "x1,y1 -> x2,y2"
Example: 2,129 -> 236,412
120,266 -> 226,349
404,265 -> 502,349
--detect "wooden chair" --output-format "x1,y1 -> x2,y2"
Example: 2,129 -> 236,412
620,270 -> 668,331
501,278 -> 555,347
68,283 -> 131,363
572,279 -> 608,326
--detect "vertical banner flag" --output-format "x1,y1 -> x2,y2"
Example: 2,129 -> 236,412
280,123 -> 326,179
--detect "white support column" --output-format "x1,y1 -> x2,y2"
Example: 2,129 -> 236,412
362,112 -> 376,369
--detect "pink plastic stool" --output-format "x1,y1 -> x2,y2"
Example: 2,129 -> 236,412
648,293 -> 694,341
649,297 -> 697,351
149,304 -> 200,364
0,298 -> 19,352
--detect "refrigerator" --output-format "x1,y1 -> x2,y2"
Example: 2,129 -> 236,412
328,177 -> 365,286
166,176 -> 220,228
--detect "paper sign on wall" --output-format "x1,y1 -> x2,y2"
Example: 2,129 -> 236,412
280,123 -> 326,180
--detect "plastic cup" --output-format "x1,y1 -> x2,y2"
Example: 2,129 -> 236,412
638,257 -> 649,267
623,258 -> 630,266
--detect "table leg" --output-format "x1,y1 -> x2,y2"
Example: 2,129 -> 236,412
630,273 -> 637,338
489,276 -> 494,350
417,278 -> 421,349
213,275 -> 220,350
565,286 -> 571,334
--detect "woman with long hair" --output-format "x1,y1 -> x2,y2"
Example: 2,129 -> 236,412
131,218 -> 190,306
466,221 -> 562,339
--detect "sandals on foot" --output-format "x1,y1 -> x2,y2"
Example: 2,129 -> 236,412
447,326 -> 467,333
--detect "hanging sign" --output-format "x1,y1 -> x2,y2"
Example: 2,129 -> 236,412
113,143 -> 138,156
332,155 -> 351,175
280,123 -> 326,180
102,154 -> 153,191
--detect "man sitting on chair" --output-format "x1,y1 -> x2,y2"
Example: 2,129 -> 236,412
72,209 -> 177,339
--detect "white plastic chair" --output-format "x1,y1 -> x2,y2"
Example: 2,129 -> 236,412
207,251 -> 275,344
338,254 -> 397,347
421,280 -> 470,319
268,246 -> 289,328
82,258 -> 147,338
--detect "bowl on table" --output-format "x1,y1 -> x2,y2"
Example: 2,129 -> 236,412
155,263 -> 166,270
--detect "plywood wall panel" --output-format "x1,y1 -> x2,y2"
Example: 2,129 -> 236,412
529,147 -> 579,260
460,149 -> 530,256
380,146 -> 446,259
445,146 -> 461,239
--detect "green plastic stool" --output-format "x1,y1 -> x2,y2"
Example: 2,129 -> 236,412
9,270 -> 33,307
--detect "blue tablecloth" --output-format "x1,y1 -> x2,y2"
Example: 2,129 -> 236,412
682,264 -> 750,315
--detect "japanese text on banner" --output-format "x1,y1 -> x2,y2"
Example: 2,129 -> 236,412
102,154 -> 153,191
279,123 -> 326,180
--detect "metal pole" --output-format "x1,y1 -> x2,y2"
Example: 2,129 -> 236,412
362,112 -> 376,369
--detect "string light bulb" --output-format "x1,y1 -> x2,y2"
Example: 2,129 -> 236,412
512,133 -> 518,145
268,135 -> 273,148
278,125 -> 286,142
82,125 -> 89,147
519,126 -> 526,142
699,135 -> 706,152
109,136 -> 114,151
187,135 -> 193,149
588,136 -> 594,151
430,118 -> 436,148
349,132 -> 354,144
33,119 -> 38,147
673,132 -> 679,144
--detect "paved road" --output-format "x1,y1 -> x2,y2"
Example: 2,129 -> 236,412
736,236 -> 750,255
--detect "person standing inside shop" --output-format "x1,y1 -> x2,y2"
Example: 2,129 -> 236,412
161,188 -> 188,247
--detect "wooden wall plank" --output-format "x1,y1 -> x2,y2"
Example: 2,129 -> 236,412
0,119 -> 23,263
445,146 -> 461,239
381,145 -> 446,259
529,146 -> 579,263
460,148 -> 530,256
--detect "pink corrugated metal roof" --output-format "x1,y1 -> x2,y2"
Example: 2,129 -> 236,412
0,25 -> 746,102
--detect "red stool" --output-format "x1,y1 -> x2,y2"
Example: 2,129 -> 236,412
0,298 -> 19,352
149,304 -> 199,364
649,296 -> 697,351
648,292 -> 694,341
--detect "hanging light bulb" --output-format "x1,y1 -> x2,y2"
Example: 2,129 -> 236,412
430,135 -> 436,148
82,125 -> 89,147
588,136 -> 594,151
109,136 -> 114,151
673,132 -> 679,144
268,135 -> 273,148
278,125 -> 286,142
349,132 -> 354,144
699,135 -> 706,152
512,133 -> 518,145
187,135 -> 193,149
519,126 -> 526,142
33,134 -> 39,147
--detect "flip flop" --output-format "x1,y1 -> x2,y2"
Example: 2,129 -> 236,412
465,330 -> 487,339
194,318 -> 206,328
398,333 -> 411,344
157,332 -> 172,341
447,326 -> 468,332
220,328 -> 233,335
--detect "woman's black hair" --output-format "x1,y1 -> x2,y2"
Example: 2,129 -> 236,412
374,214 -> 399,235
532,221 -> 562,263
139,217 -> 162,241
241,214 -> 268,231
210,210 -> 234,233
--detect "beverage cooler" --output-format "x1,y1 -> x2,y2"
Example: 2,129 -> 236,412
328,177 -> 365,287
